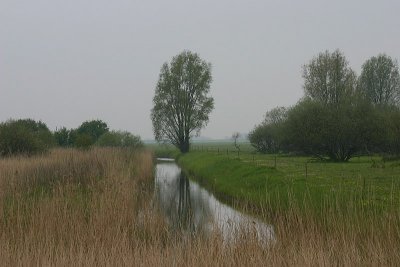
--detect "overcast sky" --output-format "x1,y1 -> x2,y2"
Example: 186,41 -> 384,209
1,0 -> 399,139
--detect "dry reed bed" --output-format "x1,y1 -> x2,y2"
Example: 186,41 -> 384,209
0,148 -> 398,266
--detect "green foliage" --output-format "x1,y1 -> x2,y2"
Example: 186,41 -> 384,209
54,127 -> 73,147
151,50 -> 214,153
0,119 -> 55,156
303,50 -> 357,105
96,131 -> 143,148
248,124 -> 280,154
380,106 -> 400,154
74,133 -> 93,150
53,121 -> 142,150
77,120 -> 109,145
284,98 -> 381,161
359,54 -> 400,106
249,107 -> 287,154
250,50 -> 400,161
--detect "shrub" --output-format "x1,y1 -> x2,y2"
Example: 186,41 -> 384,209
249,124 -> 280,154
96,131 -> 143,148
0,119 -> 55,156
77,120 -> 109,145
74,133 -> 93,150
54,127 -> 74,147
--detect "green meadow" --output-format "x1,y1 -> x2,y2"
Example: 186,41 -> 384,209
174,148 -> 400,219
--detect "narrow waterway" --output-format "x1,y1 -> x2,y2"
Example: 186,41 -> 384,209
155,158 -> 275,244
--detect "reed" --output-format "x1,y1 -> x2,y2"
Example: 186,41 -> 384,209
0,148 -> 398,266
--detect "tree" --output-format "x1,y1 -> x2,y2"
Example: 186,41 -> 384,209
232,132 -> 241,151
378,105 -> 400,155
0,119 -> 55,156
264,106 -> 288,125
96,131 -> 143,148
54,127 -> 72,147
285,99 -> 381,161
359,54 -> 400,106
249,107 -> 288,154
249,124 -> 279,154
76,120 -> 109,145
303,50 -> 357,105
151,51 -> 214,153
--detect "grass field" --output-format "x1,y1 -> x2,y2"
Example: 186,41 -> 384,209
1,147 -> 399,265
175,149 -> 400,264
178,151 -> 400,215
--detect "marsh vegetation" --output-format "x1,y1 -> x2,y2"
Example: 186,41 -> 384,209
1,148 -> 398,265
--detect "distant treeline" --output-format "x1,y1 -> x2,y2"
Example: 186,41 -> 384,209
0,119 -> 143,156
249,51 -> 400,161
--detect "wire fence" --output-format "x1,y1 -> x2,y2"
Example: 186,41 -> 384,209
191,145 -> 313,179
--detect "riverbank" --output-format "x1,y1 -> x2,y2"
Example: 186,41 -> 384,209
176,151 -> 400,264
1,148 -> 398,265
178,151 -> 400,216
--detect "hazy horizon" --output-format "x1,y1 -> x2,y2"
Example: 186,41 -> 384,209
1,0 -> 399,139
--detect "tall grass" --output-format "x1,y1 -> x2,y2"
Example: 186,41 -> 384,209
0,148 -> 399,266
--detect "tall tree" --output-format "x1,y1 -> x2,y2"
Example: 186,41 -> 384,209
359,54 -> 400,106
303,50 -> 357,105
151,51 -> 214,153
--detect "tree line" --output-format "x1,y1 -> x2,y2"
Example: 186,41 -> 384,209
249,50 -> 400,161
0,119 -> 143,156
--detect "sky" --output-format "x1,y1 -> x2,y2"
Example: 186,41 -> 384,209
1,0 -> 399,140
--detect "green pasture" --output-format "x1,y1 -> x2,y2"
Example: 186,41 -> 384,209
175,150 -> 400,218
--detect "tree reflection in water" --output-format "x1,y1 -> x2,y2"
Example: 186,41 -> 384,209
155,160 -> 275,244
177,171 -> 193,230
155,162 -> 211,233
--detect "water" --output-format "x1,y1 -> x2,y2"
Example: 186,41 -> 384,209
155,159 -> 275,244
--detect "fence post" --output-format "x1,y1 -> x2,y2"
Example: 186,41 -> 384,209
305,162 -> 308,179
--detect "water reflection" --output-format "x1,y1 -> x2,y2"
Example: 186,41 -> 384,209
155,159 -> 275,244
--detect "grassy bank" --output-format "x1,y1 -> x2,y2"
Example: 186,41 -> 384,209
177,151 -> 400,264
178,152 -> 400,215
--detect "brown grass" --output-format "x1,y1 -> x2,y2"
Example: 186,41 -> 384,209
0,148 -> 398,266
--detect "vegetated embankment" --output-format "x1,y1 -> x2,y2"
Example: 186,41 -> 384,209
178,151 -> 400,265
0,148 -> 294,266
1,148 -> 398,265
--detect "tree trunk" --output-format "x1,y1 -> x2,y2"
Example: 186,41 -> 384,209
179,140 -> 190,153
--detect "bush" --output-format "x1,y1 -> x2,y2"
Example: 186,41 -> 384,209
54,127 -> 74,147
249,107 -> 288,154
249,124 -> 280,154
74,133 -> 93,150
284,99 -> 381,161
96,131 -> 143,148
0,119 -> 55,156
76,120 -> 109,145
